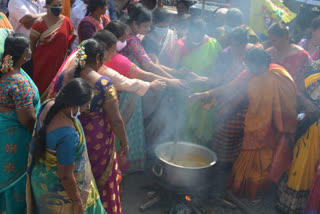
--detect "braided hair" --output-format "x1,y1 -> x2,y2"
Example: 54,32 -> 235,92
33,78 -> 93,162
0,34 -> 29,77
74,39 -> 105,78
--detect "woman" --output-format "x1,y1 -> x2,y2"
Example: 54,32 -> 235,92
78,0 -> 111,42
267,22 -> 311,91
0,33 -> 40,213
30,0 -> 76,95
169,17 -> 221,146
48,38 -> 128,214
189,48 -> 297,199
26,78 -> 106,214
212,27 -> 255,164
298,16 -> 320,61
305,163 -> 320,214
120,3 -> 174,78
277,61 -> 320,214
142,8 -> 178,66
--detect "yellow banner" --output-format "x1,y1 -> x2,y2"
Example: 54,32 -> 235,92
249,0 -> 297,34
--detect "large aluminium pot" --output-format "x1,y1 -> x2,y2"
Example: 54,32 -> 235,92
152,141 -> 217,190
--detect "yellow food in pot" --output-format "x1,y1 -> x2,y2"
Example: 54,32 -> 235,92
161,153 -> 210,167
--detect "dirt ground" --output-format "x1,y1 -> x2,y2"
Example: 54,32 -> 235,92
121,171 -> 280,214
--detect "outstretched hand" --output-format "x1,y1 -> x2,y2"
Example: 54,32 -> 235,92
188,92 -> 208,103
150,79 -> 167,91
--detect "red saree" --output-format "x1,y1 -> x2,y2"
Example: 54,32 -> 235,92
31,16 -> 76,95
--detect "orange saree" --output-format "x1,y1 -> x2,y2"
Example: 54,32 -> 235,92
228,64 -> 297,199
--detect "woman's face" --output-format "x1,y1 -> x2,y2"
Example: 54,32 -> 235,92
47,0 -> 62,14
177,2 -> 188,16
134,21 -> 152,35
97,5 -> 108,16
268,34 -> 287,49
103,44 -> 117,63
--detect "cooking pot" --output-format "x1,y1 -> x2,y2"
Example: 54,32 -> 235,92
152,141 -> 217,190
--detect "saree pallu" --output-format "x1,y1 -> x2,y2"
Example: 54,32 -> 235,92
26,117 -> 105,214
212,48 -> 249,163
277,72 -> 320,214
49,72 -> 122,214
31,16 -> 76,95
228,64 -> 297,200
0,12 -> 12,29
0,69 -> 40,214
178,38 -> 221,145
304,161 -> 320,214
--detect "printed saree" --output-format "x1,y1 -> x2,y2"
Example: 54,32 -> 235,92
228,64 -> 297,200
31,16 -> 76,95
171,37 -> 222,145
0,12 -> 12,29
277,72 -> 320,214
26,106 -> 106,214
48,72 -> 122,214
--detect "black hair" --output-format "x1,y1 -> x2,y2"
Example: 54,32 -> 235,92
86,0 -> 108,16
74,39 -> 104,78
104,21 -> 128,39
176,0 -> 194,9
267,21 -> 289,38
188,17 -> 206,33
93,29 -> 117,49
124,3 -> 152,25
45,0 -> 54,5
312,15 -> 320,30
245,48 -> 272,68
228,26 -> 249,46
0,33 -> 29,77
152,8 -> 170,25
33,78 -> 93,163
225,8 -> 244,27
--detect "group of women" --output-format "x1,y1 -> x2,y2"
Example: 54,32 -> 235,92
1,1 -> 320,214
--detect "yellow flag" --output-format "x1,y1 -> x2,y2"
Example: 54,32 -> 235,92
249,0 -> 297,35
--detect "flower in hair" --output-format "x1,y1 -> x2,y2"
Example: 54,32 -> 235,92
75,46 -> 87,69
0,55 -> 14,74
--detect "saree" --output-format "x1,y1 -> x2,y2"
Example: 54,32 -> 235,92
26,105 -> 106,214
0,12 -> 12,29
48,73 -> 122,214
277,72 -> 320,214
78,14 -> 110,43
228,64 -> 297,200
304,161 -> 320,214
268,49 -> 312,91
0,26 -> 40,214
31,16 -> 76,95
171,37 -> 221,145
298,39 -> 320,61
212,47 -> 249,163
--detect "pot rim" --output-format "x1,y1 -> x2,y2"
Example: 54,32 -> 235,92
154,141 -> 217,169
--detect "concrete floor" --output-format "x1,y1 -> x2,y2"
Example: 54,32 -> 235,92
121,171 -> 280,214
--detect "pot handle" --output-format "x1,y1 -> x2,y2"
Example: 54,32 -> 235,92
152,164 -> 163,177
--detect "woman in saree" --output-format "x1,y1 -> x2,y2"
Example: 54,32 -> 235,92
169,17 -> 222,146
26,78 -> 106,214
0,33 -> 40,213
189,48 -> 298,199
267,22 -> 311,91
48,38 -> 128,214
141,8 -> 178,66
30,0 -> 76,95
276,61 -> 320,213
298,16 -> 320,61
78,0 -> 111,43
212,27 -> 256,165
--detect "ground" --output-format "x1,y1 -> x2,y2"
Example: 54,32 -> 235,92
121,171 -> 281,214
